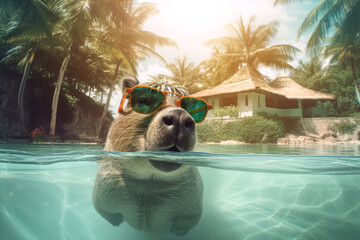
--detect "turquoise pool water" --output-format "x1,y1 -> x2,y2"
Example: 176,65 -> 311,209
1,144 -> 360,240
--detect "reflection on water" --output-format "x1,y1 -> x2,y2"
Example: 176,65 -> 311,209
0,144 -> 360,240
195,143 -> 360,156
209,171 -> 360,239
92,158 -> 203,236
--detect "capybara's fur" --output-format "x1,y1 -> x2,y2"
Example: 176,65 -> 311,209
92,77 -> 203,236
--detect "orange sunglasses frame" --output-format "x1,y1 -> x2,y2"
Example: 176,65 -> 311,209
118,85 -> 212,123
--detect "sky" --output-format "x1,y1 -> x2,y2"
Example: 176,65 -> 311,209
109,0 -> 318,115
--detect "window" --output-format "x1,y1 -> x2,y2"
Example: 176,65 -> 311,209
245,95 -> 248,106
221,95 -> 237,107
266,95 -> 298,109
258,95 -> 261,107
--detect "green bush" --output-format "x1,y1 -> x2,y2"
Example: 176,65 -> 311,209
256,111 -> 279,120
350,112 -> 360,117
213,105 -> 239,117
225,116 -> 285,143
328,119 -> 357,134
197,116 -> 285,143
196,120 -> 224,143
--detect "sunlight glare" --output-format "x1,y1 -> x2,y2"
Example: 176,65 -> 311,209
161,0 -> 228,36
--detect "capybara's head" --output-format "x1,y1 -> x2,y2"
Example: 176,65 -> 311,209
104,77 -> 197,176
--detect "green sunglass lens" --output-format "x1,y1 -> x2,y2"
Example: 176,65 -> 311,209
180,98 -> 207,122
131,87 -> 165,114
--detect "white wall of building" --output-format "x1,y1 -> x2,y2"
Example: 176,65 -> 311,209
206,93 -> 319,118
236,93 -> 303,117
207,97 -> 220,109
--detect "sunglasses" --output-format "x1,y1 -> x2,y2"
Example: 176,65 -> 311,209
118,85 -> 212,123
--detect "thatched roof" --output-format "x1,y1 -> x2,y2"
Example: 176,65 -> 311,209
267,77 -> 335,100
192,67 -> 335,100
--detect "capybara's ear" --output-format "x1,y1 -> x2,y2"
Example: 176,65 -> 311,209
122,76 -> 139,91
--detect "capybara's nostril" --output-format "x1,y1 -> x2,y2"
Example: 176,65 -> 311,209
163,115 -> 174,126
161,109 -> 195,135
184,117 -> 195,129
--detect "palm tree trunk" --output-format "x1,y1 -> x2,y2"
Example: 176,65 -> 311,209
96,61 -> 120,140
349,58 -> 360,105
49,42 -> 73,137
354,79 -> 360,105
18,50 -> 35,134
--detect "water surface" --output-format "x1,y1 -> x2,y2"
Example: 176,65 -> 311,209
1,144 -> 360,240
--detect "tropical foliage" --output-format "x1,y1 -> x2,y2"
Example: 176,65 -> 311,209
274,0 -> 360,105
213,105 -> 239,118
328,119 -> 358,135
93,2 -> 176,138
197,116 -> 285,143
48,0 -> 132,137
165,56 -> 202,93
143,75 -> 189,96
274,0 -> 360,54
0,0 -> 59,134
324,24 -> 360,105
1,0 -> 359,140
291,56 -> 325,89
291,56 -> 360,116
202,16 -> 299,86
0,0 -> 176,140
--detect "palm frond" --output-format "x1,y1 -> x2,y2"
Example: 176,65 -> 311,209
251,20 -> 279,49
0,45 -> 23,63
262,44 -> 301,55
273,0 -> 308,7
3,22 -> 49,44
300,0 -> 346,52
332,0 -> 360,46
203,15 -> 297,78
256,57 -> 295,71
144,75 -> 189,95
133,42 -> 168,63
225,22 -> 241,42
1,0 -> 59,46
204,37 -> 237,51
134,30 -> 177,49
132,2 -> 159,28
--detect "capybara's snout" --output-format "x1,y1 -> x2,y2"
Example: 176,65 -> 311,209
160,108 -> 195,144
145,107 -> 196,152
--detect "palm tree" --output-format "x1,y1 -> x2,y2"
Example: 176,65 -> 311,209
291,56 -> 359,115
143,75 -> 189,95
166,56 -> 200,92
204,16 -> 299,82
291,56 -> 324,88
291,55 -> 343,94
96,59 -> 136,140
324,25 -> 360,104
1,42 -> 36,134
199,49 -> 234,89
94,2 -> 177,139
48,0 -> 129,137
0,0 -> 59,42
274,0 -> 360,54
274,0 -> 360,104
0,0 -> 59,134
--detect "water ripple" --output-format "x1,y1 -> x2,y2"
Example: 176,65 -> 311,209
1,149 -> 360,175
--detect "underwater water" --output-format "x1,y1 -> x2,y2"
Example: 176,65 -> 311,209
1,143 -> 360,240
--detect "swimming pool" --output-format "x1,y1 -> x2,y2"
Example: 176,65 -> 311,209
1,144 -> 360,240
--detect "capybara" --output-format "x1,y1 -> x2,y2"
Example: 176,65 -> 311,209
92,77 -> 203,236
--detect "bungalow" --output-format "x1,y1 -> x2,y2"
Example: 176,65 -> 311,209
192,67 -> 335,118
